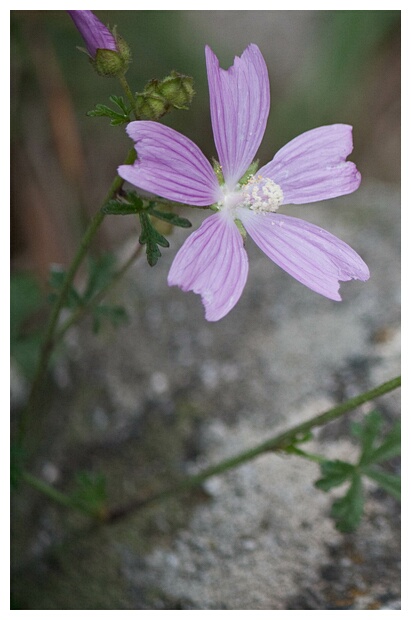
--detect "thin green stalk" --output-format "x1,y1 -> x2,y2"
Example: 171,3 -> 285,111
21,376 -> 400,521
284,446 -> 327,463
22,471 -> 105,518
106,375 -> 401,522
118,74 -> 138,118
22,472 -> 77,512
18,149 -> 136,446
17,209 -> 104,444
55,243 -> 143,342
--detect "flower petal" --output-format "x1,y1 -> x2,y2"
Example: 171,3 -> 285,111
168,213 -> 249,321
206,44 -> 270,188
239,210 -> 369,300
258,125 -> 361,204
67,11 -> 117,57
118,121 -> 222,206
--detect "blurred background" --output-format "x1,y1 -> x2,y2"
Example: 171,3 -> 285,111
11,10 -> 401,610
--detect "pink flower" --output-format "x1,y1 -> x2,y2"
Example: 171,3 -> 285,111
67,10 -> 117,58
119,44 -> 370,321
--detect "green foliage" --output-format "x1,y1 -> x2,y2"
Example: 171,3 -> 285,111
48,266 -> 83,309
83,254 -> 117,303
92,304 -> 128,334
10,272 -> 44,379
87,95 -> 132,126
314,411 -> 400,532
353,410 -> 401,466
315,460 -> 355,491
102,191 -> 192,266
138,211 -> 169,267
49,255 -> 129,332
330,473 -> 364,533
102,193 -> 143,215
148,207 -> 192,229
362,467 -> 401,501
70,471 -> 107,517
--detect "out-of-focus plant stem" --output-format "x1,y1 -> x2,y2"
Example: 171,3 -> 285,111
22,376 -> 399,521
17,148 -> 136,448
17,69 -> 140,448
105,375 -> 400,522
55,242 -> 143,342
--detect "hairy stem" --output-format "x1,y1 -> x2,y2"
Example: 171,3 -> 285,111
118,74 -> 138,118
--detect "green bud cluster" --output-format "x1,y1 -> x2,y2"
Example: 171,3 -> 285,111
91,30 -> 132,78
135,71 -> 195,120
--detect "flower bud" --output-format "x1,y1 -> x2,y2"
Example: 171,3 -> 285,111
67,11 -> 131,77
157,71 -> 195,109
135,93 -> 169,120
135,73 -> 195,119
93,48 -> 125,78
114,33 -> 132,67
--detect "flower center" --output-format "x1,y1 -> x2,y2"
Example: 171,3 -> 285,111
217,175 -> 284,216
241,175 -> 284,213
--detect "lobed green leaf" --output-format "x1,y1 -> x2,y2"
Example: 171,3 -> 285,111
330,472 -> 364,532
149,207 -> 192,228
362,467 -> 401,500
101,200 -> 142,215
363,422 -> 401,465
87,95 -> 131,126
139,212 -> 170,266
315,459 -> 355,491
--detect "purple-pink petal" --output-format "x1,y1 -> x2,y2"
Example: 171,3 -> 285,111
168,213 -> 249,321
67,10 -> 117,58
206,44 -> 270,189
239,210 -> 369,300
258,125 -> 361,204
118,122 -> 222,206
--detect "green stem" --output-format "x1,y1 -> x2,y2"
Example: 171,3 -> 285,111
21,376 -> 400,521
106,375 -> 401,522
118,74 -> 138,118
22,472 -> 77,512
18,148 -> 136,446
284,446 -> 327,464
55,243 -> 143,342
22,471 -> 106,518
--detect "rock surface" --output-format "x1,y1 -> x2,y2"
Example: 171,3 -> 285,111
11,179 -> 400,609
